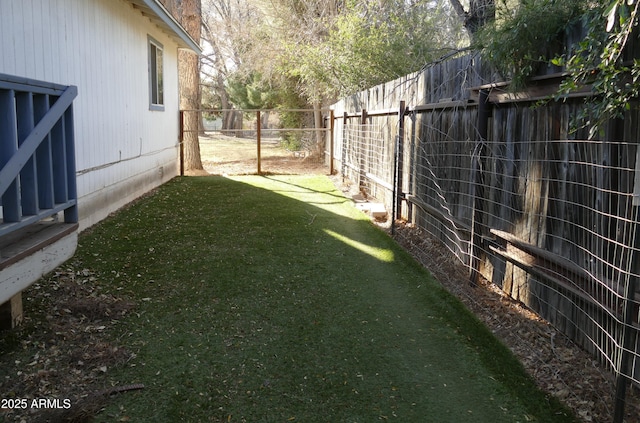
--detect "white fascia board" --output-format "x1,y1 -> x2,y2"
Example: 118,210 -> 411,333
128,0 -> 202,54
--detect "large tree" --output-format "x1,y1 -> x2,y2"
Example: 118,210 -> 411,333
180,0 -> 204,172
161,0 -> 204,172
251,0 -> 465,103
200,0 -> 262,130
200,0 -> 467,120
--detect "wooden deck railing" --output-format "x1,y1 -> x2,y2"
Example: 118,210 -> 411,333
0,73 -> 78,236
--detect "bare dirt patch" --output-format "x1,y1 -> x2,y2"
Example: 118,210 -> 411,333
0,267 -> 137,423
198,133 -> 329,176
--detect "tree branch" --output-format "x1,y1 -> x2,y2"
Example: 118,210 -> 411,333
448,0 -> 467,21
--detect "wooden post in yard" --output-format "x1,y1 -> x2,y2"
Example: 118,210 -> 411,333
257,110 -> 261,174
0,293 -> 23,330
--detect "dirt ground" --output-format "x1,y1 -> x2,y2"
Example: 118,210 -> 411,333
1,134 -> 639,422
197,133 -> 328,176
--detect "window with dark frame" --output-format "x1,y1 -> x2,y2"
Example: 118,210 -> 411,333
148,36 -> 164,110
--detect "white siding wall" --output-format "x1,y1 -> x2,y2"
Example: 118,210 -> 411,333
0,0 -> 182,230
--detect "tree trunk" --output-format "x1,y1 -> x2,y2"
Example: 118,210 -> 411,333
234,111 -> 244,137
313,102 -> 324,159
176,0 -> 203,171
449,0 -> 495,37
218,73 -> 234,132
223,110 -> 234,133
180,49 -> 203,170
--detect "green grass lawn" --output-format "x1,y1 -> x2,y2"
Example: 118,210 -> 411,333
64,175 -> 573,422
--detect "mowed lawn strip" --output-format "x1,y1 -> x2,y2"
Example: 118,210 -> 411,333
72,175 -> 575,422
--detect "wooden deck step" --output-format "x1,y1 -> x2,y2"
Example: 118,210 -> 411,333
0,221 -> 78,328
0,221 -> 78,270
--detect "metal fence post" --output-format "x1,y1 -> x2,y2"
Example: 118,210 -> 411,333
179,110 -> 185,176
359,109 -> 368,189
614,149 -> 640,422
342,112 -> 348,182
392,101 -> 406,235
407,109 -> 416,224
613,242 -> 638,422
470,89 -> 490,286
330,109 -> 335,175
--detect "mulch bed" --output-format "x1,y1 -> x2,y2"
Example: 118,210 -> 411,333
0,266 -> 138,423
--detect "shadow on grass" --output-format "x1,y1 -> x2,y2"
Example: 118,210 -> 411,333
24,175 -> 579,422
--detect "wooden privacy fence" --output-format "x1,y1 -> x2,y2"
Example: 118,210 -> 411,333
330,53 -> 640,422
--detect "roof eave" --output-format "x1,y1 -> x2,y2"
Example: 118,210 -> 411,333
127,0 -> 202,54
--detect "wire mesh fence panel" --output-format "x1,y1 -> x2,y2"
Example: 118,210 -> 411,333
327,39 -> 640,419
483,138 -> 639,369
342,124 -> 393,196
337,108 -> 404,214
334,95 -> 640,421
407,107 -> 640,422
408,105 -> 478,264
182,109 -> 331,175
408,101 -> 640,394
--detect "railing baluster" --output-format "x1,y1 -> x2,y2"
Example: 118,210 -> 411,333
15,92 -> 38,216
50,99 -> 67,205
63,105 -> 78,223
34,93 -> 54,210
0,74 -> 78,235
0,89 -> 21,223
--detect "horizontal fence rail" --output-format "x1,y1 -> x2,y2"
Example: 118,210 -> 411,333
0,73 -> 78,237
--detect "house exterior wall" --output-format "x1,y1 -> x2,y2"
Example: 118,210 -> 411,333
0,0 -> 183,230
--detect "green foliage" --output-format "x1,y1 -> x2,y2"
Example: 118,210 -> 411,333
218,1 -> 467,114
223,70 -> 309,149
285,1 -> 466,100
478,0 -> 640,135
269,78 -> 307,149
226,72 -> 278,110
252,0 -> 467,107
555,0 -> 640,135
476,0 -> 590,89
